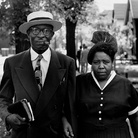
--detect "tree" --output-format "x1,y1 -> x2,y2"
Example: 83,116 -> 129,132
29,0 -> 95,68
0,0 -> 31,53
0,0 -> 96,60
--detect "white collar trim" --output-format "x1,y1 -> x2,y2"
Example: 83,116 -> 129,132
91,70 -> 116,90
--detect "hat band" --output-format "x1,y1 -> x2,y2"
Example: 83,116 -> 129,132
29,17 -> 52,22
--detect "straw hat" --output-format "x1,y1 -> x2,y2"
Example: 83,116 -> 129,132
19,11 -> 62,34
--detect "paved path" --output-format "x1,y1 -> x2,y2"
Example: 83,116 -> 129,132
0,55 -> 14,81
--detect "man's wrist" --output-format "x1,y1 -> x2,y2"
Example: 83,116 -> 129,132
5,113 -> 12,131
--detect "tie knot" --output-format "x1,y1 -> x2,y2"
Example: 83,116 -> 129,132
37,54 -> 43,62
38,54 -> 43,60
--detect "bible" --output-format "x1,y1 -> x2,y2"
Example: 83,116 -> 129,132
7,99 -> 34,122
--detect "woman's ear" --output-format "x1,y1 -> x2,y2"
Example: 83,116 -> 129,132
112,61 -> 115,70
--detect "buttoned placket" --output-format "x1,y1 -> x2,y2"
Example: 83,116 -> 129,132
99,91 -> 104,122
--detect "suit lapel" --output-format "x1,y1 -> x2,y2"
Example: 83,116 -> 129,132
34,50 -> 66,117
15,50 -> 40,103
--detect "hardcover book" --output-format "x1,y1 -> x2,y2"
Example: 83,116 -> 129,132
7,99 -> 34,122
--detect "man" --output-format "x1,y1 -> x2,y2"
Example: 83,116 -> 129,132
0,11 -> 76,138
80,44 -> 89,73
76,46 -> 82,72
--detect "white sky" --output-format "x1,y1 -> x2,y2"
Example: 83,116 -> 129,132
95,0 -> 128,12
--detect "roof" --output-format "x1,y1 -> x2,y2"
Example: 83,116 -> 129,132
129,0 -> 138,18
114,4 -> 127,19
99,10 -> 113,23
100,10 -> 113,18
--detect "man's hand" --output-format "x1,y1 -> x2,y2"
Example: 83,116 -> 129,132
6,114 -> 28,130
62,117 -> 74,138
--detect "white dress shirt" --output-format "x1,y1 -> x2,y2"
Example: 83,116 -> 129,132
30,47 -> 51,86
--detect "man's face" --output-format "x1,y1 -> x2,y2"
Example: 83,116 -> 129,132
27,24 -> 54,54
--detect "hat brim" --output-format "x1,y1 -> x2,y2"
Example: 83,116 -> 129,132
19,19 -> 62,34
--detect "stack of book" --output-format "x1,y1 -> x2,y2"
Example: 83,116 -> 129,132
8,99 -> 34,122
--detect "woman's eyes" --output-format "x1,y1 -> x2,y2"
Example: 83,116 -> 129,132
93,60 -> 110,64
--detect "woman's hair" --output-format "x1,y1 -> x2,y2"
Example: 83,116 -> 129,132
87,31 -> 118,64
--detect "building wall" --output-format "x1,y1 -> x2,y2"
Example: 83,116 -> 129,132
133,19 -> 138,59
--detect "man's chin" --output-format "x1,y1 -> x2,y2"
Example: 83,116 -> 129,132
37,49 -> 47,54
34,47 -> 49,54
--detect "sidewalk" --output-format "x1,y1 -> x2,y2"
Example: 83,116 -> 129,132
0,54 -> 14,81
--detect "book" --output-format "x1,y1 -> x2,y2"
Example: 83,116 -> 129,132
7,99 -> 34,122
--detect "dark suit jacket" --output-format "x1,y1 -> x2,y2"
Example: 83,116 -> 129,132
0,48 -> 76,138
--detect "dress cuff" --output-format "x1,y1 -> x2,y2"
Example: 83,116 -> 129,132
128,106 -> 138,115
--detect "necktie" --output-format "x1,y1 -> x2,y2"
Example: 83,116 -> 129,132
35,54 -> 43,91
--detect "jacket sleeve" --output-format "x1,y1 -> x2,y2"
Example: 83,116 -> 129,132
0,58 -> 14,126
63,58 -> 77,137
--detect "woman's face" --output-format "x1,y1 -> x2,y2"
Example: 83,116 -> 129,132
92,52 -> 113,81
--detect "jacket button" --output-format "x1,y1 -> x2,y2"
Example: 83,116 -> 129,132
54,105 -> 57,109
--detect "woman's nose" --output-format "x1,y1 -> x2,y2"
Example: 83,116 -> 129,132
99,62 -> 104,68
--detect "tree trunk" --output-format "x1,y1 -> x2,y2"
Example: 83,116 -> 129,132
15,32 -> 30,54
12,0 -> 30,54
66,18 -> 77,61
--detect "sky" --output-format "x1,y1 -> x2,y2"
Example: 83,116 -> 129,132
95,0 -> 128,12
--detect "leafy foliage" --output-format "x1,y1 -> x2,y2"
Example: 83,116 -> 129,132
0,0 -> 31,53
0,0 -> 95,56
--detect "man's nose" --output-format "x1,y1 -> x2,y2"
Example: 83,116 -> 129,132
38,31 -> 45,37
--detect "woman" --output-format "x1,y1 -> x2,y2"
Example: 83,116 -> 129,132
75,31 -> 138,138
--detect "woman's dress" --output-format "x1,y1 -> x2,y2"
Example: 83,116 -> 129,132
76,72 -> 138,138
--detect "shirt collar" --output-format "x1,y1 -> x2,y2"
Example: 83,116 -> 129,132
91,70 -> 116,90
30,47 -> 51,61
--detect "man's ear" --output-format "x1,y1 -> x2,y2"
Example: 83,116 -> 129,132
50,32 -> 54,38
52,32 -> 55,36
26,29 -> 31,37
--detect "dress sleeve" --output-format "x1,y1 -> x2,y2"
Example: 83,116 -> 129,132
128,83 -> 138,137
128,82 -> 138,115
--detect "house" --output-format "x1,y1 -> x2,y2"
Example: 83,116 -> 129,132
113,3 -> 127,27
124,0 -> 138,59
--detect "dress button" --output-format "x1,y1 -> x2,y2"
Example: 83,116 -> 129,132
101,97 -> 103,100
100,104 -> 103,107
101,92 -> 103,95
99,118 -> 102,120
99,111 -> 102,114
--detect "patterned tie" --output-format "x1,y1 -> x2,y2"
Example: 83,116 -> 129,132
35,54 -> 43,91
